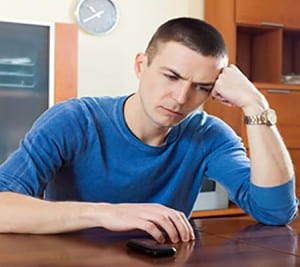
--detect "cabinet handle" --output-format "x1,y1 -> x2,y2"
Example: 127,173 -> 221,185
260,22 -> 284,27
266,89 -> 290,94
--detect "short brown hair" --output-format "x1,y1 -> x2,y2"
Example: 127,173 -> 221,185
145,17 -> 227,65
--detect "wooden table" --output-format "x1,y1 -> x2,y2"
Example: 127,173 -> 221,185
0,215 -> 299,266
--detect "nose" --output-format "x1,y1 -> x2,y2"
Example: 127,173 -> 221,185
172,82 -> 190,104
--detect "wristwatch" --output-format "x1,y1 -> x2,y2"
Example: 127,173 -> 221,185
244,109 -> 277,126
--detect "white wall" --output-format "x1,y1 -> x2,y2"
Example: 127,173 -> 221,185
0,0 -> 204,97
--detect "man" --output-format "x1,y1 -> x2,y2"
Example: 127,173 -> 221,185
0,17 -> 297,244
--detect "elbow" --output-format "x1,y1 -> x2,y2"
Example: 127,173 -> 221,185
252,206 -> 298,226
245,179 -> 299,226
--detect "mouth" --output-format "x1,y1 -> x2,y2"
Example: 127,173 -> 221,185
160,106 -> 184,117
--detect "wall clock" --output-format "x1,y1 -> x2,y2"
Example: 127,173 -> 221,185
75,0 -> 118,35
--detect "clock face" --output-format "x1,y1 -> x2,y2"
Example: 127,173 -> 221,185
75,0 -> 118,35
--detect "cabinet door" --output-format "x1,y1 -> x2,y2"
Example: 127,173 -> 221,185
284,1 -> 300,29
260,88 -> 300,149
54,23 -> 78,103
204,99 -> 242,136
205,0 -> 236,64
236,0 -> 300,28
289,149 -> 300,197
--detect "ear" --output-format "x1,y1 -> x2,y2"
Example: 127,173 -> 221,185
134,52 -> 147,79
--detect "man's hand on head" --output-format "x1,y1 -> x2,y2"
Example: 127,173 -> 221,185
211,64 -> 268,113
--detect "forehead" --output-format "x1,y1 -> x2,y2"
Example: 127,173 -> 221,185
151,41 -> 227,82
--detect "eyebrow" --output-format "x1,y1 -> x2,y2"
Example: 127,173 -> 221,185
162,67 -> 215,87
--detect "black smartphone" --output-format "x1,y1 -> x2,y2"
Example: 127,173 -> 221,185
126,238 -> 176,257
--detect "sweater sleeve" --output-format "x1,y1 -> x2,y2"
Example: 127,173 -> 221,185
203,116 -> 298,225
0,99 -> 88,196
247,179 -> 298,225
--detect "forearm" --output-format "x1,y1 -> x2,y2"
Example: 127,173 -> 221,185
242,99 -> 294,186
0,192 -> 101,233
212,65 -> 297,224
246,124 -> 294,186
212,65 -> 294,187
0,192 -> 195,243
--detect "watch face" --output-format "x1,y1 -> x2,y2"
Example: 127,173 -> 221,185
266,109 -> 277,125
75,0 -> 118,35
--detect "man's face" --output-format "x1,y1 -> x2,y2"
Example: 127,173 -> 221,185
134,41 -> 227,130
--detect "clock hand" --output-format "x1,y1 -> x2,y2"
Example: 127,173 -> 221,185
88,5 -> 96,13
83,10 -> 104,23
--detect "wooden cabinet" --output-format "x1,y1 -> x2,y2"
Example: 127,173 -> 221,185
236,0 -> 300,29
290,150 -> 300,194
196,0 -> 300,217
259,88 -> 300,149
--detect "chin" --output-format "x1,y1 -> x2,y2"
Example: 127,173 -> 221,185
157,119 -> 183,129
152,111 -> 186,128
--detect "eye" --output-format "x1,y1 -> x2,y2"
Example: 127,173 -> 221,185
195,85 -> 213,93
164,73 -> 178,81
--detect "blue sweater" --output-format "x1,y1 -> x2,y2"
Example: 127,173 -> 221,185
0,96 -> 298,224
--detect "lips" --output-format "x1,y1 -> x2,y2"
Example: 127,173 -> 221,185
161,106 -> 183,116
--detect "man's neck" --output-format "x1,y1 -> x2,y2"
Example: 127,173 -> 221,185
123,94 -> 170,147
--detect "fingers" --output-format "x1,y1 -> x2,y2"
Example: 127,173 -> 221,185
212,93 -> 235,107
102,203 -> 195,244
137,220 -> 167,243
211,64 -> 248,107
137,204 -> 195,244
168,210 -> 195,243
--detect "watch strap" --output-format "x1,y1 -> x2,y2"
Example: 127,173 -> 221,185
244,109 -> 277,126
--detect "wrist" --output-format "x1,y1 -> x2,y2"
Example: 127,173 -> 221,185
241,94 -> 269,116
244,108 -> 277,126
77,202 -> 111,228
